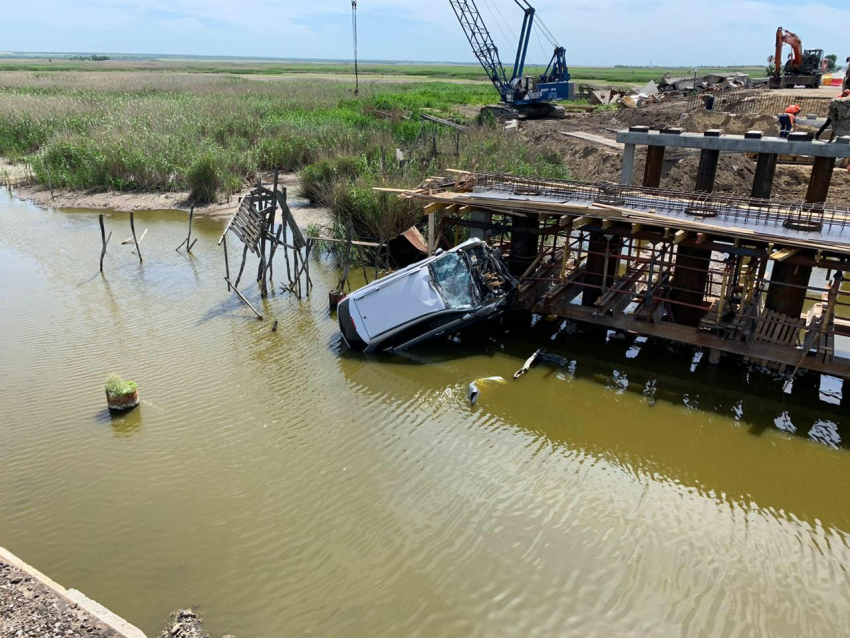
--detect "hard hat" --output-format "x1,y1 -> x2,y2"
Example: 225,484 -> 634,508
785,104 -> 801,114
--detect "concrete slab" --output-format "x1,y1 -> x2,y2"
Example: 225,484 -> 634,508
616,129 -> 850,159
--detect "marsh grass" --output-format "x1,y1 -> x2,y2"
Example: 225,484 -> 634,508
0,71 -> 570,242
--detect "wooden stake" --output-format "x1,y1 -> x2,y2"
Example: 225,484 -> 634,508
98,214 -> 112,272
176,206 -> 195,251
224,278 -> 264,320
130,213 -> 142,262
223,235 -> 231,291
235,245 -> 249,288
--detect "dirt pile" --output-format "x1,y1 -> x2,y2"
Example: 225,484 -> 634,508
681,111 -> 780,137
518,109 -> 850,206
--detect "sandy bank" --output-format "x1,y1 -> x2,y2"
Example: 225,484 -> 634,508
6,170 -> 330,227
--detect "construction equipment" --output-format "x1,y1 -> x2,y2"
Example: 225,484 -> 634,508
448,0 -> 573,119
769,27 -> 823,89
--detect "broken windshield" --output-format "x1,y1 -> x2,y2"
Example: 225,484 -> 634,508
429,252 -> 476,309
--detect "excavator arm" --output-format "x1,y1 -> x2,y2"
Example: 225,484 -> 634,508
774,27 -> 803,76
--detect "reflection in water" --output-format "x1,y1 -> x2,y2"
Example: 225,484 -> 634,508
2,191 -> 850,638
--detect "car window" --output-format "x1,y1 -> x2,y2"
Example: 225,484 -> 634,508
429,253 -> 476,309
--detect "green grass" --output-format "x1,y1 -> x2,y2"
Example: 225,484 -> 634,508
0,58 -> 765,86
104,374 -> 137,398
0,71 -> 570,242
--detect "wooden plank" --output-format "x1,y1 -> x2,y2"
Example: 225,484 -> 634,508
560,131 -> 624,151
225,278 -> 264,320
769,248 -> 802,262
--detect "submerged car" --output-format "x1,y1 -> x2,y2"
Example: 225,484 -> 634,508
338,239 -> 517,353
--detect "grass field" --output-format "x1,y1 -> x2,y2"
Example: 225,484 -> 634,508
0,58 -> 765,86
0,70 -> 572,240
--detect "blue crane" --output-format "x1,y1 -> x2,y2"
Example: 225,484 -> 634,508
448,0 -> 573,118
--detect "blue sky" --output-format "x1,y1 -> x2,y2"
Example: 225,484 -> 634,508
0,0 -> 847,67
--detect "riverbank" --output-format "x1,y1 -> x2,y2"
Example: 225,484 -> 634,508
0,547 -> 146,638
7,172 -> 332,229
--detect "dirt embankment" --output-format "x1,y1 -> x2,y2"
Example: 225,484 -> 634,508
520,103 -> 850,206
0,559 -> 121,638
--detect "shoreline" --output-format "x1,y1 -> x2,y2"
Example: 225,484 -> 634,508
6,171 -> 330,226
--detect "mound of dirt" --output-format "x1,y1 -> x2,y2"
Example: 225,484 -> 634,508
681,110 -> 780,136
518,113 -> 850,206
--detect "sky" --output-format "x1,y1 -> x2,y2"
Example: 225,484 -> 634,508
0,0 -> 848,67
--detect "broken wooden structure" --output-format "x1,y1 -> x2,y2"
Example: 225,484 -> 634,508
385,148 -> 850,403
218,173 -> 311,319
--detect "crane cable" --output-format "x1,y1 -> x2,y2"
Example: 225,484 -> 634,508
480,0 -> 518,54
351,0 -> 359,96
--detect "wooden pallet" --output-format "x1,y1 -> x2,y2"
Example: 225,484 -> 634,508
745,309 -> 804,373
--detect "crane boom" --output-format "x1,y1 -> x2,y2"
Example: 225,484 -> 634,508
448,0 -> 510,98
447,0 -> 573,117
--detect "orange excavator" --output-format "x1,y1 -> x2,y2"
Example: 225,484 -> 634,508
769,27 -> 823,89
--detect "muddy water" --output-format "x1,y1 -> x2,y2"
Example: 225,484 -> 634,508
1,190 -> 850,638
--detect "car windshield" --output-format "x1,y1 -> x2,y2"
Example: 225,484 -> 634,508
429,252 -> 476,309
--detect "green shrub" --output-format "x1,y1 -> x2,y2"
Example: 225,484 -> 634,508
104,374 -> 137,398
299,155 -> 366,204
186,152 -> 222,204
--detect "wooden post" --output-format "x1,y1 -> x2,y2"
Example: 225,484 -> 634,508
223,234 -> 231,291
225,278 -> 264,320
129,213 -> 142,262
428,212 -> 436,255
235,245 -> 249,288
98,215 -> 112,272
175,206 -> 196,252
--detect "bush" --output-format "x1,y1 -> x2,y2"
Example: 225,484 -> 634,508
186,152 -> 223,204
299,155 -> 366,204
104,374 -> 137,398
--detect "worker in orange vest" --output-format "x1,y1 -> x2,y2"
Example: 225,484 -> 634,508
779,104 -> 801,138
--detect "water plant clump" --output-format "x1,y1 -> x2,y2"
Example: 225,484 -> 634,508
104,374 -> 138,399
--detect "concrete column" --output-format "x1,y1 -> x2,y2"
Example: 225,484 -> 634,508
670,138 -> 720,327
765,261 -> 811,318
470,209 -> 491,242
751,153 -> 779,199
643,146 -> 665,188
669,245 -> 711,326
695,149 -> 721,192
621,143 -> 636,185
582,232 -> 621,308
764,156 -> 833,320
508,215 -> 539,277
806,156 -> 837,203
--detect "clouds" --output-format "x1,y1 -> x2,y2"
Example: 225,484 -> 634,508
0,0 -> 846,66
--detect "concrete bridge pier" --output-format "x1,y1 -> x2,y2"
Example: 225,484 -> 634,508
765,154 -> 835,320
